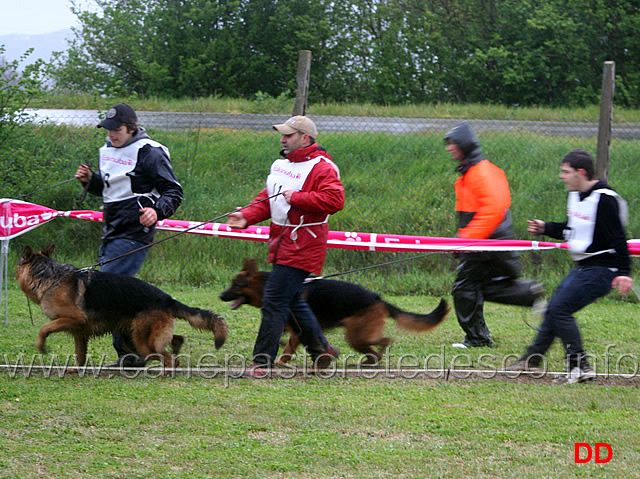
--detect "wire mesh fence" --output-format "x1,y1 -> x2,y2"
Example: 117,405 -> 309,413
24,108 -> 640,138
21,108 -> 640,198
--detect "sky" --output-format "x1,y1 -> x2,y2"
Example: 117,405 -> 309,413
0,0 -> 83,36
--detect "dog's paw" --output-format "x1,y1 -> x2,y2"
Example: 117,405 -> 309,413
275,353 -> 294,366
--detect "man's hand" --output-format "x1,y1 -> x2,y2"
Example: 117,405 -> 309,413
527,219 -> 545,235
75,163 -> 93,182
227,211 -> 248,229
612,276 -> 634,295
282,190 -> 295,203
139,207 -> 158,227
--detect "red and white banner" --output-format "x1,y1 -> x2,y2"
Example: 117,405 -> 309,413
0,199 -> 60,240
3,199 -> 640,255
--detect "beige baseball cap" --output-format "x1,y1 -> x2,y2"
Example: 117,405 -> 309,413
272,115 -> 318,138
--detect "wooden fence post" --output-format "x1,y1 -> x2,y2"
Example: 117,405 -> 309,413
596,61 -> 615,182
292,50 -> 312,116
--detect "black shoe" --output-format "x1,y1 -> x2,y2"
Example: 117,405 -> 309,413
460,339 -> 494,348
105,355 -> 147,368
241,364 -> 271,379
314,344 -> 341,370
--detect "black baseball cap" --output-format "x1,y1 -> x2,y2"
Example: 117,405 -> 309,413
97,103 -> 138,130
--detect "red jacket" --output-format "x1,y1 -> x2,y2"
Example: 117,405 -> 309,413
241,143 -> 345,275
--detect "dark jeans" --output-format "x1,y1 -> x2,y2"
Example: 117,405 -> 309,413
453,253 -> 540,346
253,264 -> 329,367
525,266 -> 615,368
99,239 -> 149,276
99,239 -> 150,359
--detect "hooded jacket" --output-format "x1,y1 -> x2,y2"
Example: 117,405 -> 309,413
445,122 -> 513,240
85,127 -> 183,244
241,142 -> 344,275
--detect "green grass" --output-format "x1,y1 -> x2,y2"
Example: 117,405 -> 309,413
1,282 -> 639,478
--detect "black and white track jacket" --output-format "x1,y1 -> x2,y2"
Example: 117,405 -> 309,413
85,127 -> 183,244
543,180 -> 630,276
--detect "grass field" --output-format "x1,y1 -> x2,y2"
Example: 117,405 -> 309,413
1,281 -> 639,478
3,97 -> 639,477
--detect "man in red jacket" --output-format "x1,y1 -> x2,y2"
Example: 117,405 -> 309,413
227,116 -> 345,376
445,121 -> 543,348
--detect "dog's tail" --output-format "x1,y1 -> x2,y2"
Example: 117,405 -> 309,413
171,301 -> 228,349
385,298 -> 449,332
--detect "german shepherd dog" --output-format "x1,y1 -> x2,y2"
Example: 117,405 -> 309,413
220,259 -> 449,365
17,244 -> 228,368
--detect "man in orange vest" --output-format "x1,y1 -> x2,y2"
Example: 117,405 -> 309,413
445,121 -> 543,348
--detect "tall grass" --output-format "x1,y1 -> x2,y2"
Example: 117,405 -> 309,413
3,120 -> 639,296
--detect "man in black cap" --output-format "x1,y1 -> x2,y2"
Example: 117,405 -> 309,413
75,103 -> 183,367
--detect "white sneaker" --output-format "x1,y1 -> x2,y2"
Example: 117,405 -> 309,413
530,282 -> 547,318
553,366 -> 596,385
451,343 -> 468,349
532,297 -> 548,317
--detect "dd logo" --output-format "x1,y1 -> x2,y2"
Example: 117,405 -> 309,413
574,443 -> 612,463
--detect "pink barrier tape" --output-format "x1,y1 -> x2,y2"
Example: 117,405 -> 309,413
155,220 -> 565,252
3,199 -> 639,255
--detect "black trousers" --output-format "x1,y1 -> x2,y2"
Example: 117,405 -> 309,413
453,252 -> 539,346
253,264 -> 329,367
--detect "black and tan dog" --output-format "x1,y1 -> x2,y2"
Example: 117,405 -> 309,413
17,244 -> 228,368
220,259 -> 449,365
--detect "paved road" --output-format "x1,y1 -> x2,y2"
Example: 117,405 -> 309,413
25,109 -> 640,139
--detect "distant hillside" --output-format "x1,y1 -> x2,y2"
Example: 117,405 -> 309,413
0,29 -> 72,66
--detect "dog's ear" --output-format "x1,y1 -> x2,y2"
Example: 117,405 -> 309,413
42,244 -> 55,257
21,246 -> 35,262
243,258 -> 257,274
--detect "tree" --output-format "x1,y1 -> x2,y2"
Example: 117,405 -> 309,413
0,47 -> 46,149
51,0 -> 337,99
49,0 -> 640,107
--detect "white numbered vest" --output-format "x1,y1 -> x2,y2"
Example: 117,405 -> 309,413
266,156 -> 335,239
98,139 -> 169,204
565,188 -> 628,261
